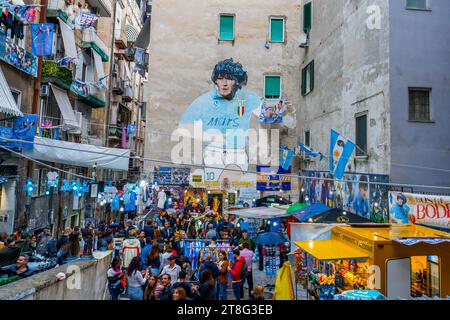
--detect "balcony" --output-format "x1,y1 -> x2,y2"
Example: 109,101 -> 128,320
112,78 -> 125,95
122,83 -> 133,102
78,84 -> 106,109
123,46 -> 135,62
86,0 -> 112,17
47,0 -> 75,28
115,29 -> 128,50
80,28 -> 110,62
42,61 -> 73,89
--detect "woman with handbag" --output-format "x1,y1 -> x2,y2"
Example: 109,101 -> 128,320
107,257 -> 126,300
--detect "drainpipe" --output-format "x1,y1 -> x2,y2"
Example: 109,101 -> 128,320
105,0 -> 118,149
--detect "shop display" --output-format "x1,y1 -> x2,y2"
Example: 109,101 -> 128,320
262,245 -> 280,286
182,239 -> 233,279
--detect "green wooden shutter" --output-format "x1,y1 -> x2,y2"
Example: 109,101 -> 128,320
220,15 -> 234,40
270,18 -> 284,42
310,60 -> 315,92
265,76 -> 281,98
303,2 -> 312,33
356,115 -> 367,155
301,67 -> 306,96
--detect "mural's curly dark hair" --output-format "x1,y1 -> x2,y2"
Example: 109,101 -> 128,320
211,58 -> 248,90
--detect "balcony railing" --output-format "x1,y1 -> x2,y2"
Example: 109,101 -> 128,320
81,28 -> 110,61
47,0 -> 75,28
86,0 -> 113,17
123,83 -> 133,102
112,77 -> 125,95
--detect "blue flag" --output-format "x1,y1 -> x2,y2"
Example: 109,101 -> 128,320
280,145 -> 294,171
31,23 -> 54,56
329,129 -> 355,179
298,142 -> 324,161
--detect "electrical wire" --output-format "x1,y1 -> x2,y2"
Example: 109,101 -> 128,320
0,136 -> 449,191
0,145 -> 93,180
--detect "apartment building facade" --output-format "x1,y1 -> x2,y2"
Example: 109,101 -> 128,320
145,0 -> 304,201
0,0 -> 149,236
297,0 -> 450,222
298,0 -> 449,188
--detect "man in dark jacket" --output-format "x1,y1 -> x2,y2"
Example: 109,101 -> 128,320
172,270 -> 193,299
161,221 -> 174,243
143,220 -> 155,239
159,273 -> 173,300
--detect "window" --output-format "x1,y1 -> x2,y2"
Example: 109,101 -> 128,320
301,60 -> 314,96
219,15 -> 234,41
355,114 -> 367,156
303,2 -> 313,32
264,75 -> 281,99
409,88 -> 431,121
270,17 -> 285,43
10,89 -> 21,107
406,0 -> 430,10
304,130 -> 310,147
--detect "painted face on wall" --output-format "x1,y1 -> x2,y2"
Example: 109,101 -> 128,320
216,76 -> 236,100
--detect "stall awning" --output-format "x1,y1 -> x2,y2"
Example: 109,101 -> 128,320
293,203 -> 371,224
58,18 -> 78,59
294,240 -> 369,261
0,66 -> 23,116
49,84 -> 80,131
234,206 -> 290,219
134,16 -> 151,49
24,137 -> 131,171
391,238 -> 450,246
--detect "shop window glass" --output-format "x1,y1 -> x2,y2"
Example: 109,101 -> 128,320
411,256 -> 440,298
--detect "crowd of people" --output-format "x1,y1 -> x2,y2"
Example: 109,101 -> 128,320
1,208 -> 288,300
104,209 -> 282,301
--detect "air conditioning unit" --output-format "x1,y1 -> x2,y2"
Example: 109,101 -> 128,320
41,84 -> 49,96
299,33 -> 310,48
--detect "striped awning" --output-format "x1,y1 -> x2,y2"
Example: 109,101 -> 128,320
125,24 -> 139,42
0,65 -> 23,117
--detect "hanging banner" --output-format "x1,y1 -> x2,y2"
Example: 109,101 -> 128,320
389,192 -> 450,229
0,31 -> 38,77
259,100 -> 284,124
31,23 -> 54,57
257,166 -> 291,191
301,170 -> 389,223
70,79 -> 90,97
0,114 -> 38,151
75,11 -> 99,29
153,167 -> 190,186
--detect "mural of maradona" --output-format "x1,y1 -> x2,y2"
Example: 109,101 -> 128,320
180,58 -> 263,186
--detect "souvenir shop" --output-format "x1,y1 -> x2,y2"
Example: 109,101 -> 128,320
182,238 -> 234,280
294,224 -> 450,299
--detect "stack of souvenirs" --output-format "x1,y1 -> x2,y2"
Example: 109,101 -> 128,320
182,240 -> 234,279
262,245 -> 280,281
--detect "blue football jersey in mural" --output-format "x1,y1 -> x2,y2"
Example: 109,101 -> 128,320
180,88 -> 262,149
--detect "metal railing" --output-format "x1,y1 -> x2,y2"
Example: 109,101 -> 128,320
47,0 -> 66,10
82,28 -> 110,57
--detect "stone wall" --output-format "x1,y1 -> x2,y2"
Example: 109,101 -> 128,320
0,251 -> 111,300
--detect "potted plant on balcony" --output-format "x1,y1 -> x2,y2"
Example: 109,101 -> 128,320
42,60 -> 73,89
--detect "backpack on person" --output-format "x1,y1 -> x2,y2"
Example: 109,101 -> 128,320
240,260 -> 248,280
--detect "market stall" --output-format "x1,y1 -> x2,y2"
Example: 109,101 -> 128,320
295,224 -> 450,299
